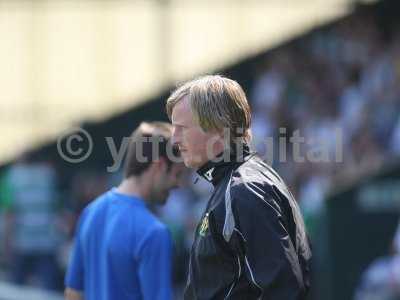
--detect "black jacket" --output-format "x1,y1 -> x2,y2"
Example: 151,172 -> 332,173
184,146 -> 312,300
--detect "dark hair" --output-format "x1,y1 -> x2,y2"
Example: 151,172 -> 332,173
123,122 -> 180,178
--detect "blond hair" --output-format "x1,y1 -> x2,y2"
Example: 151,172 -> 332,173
166,75 -> 251,143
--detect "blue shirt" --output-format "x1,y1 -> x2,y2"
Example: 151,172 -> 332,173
65,188 -> 172,300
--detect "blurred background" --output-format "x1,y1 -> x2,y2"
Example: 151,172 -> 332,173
1,0 -> 400,299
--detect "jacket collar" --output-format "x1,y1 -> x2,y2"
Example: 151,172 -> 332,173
196,143 -> 254,186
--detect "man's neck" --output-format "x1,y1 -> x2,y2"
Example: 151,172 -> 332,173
117,177 -> 148,201
196,143 -> 253,186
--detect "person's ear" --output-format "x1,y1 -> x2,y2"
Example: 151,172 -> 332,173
154,157 -> 168,174
213,130 -> 227,149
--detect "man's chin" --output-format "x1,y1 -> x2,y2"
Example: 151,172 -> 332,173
183,157 -> 203,169
182,158 -> 194,168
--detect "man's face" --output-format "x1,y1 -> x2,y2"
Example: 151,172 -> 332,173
150,161 -> 186,205
171,97 -> 223,169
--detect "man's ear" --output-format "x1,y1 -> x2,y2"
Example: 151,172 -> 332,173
214,130 -> 228,149
153,157 -> 168,173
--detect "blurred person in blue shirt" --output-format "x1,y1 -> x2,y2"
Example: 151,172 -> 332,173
64,122 -> 185,300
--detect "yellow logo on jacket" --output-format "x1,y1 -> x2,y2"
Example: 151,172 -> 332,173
199,213 -> 209,237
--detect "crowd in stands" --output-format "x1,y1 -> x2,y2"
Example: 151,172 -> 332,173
249,13 -> 400,235
0,9 -> 399,299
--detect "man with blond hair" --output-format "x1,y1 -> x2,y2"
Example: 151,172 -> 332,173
167,75 -> 311,299
65,122 -> 185,300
